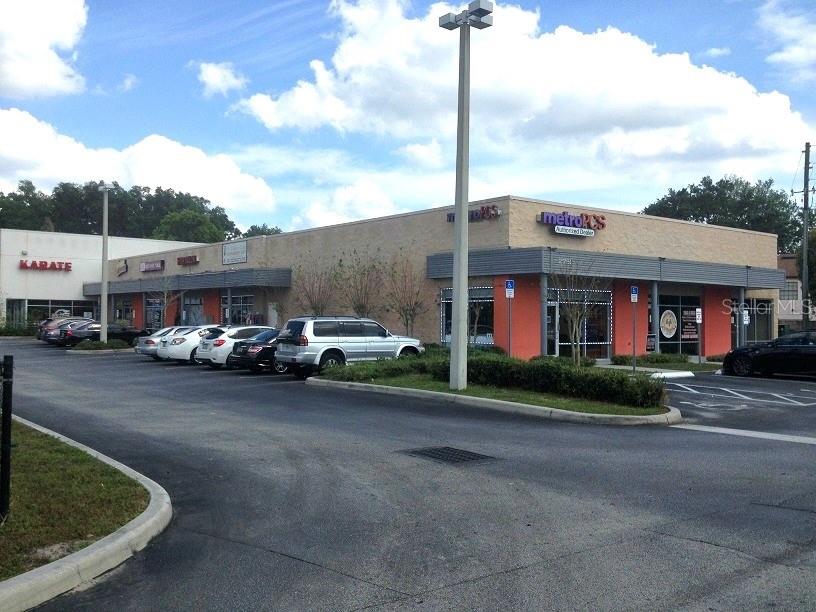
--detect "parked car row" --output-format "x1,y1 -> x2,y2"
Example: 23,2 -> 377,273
37,317 -> 149,347
134,316 -> 425,378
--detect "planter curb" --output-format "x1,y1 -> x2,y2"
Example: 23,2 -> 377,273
306,377 -> 682,426
0,416 -> 172,612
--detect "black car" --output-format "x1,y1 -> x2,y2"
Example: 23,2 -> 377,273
723,332 -> 816,376
63,322 -> 150,347
227,329 -> 287,373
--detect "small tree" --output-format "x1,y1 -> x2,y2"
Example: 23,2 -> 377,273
384,255 -> 426,336
549,259 -> 604,367
146,275 -> 187,327
292,254 -> 339,316
337,249 -> 382,317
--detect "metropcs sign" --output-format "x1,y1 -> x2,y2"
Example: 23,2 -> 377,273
19,259 -> 72,271
536,211 -> 607,237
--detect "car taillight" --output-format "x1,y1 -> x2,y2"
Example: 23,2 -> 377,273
213,339 -> 226,347
171,338 -> 186,345
297,335 -> 309,346
66,330 -> 73,336
247,346 -> 262,354
145,339 -> 155,345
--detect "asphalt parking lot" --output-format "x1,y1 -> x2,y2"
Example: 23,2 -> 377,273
3,337 -> 816,611
666,372 -> 816,439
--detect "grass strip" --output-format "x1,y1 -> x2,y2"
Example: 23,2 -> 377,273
362,373 -> 666,416
0,421 -> 149,581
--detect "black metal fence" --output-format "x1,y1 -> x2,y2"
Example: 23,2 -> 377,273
1,355 -> 13,521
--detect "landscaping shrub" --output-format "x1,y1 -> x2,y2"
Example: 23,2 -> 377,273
611,353 -> 688,366
530,354 -> 596,367
704,354 -> 727,363
74,339 -> 131,350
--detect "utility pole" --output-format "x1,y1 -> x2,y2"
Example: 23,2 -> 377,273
804,142 -> 811,331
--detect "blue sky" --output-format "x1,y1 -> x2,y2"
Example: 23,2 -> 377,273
1,0 -> 815,231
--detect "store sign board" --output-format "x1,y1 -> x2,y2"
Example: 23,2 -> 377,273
140,260 -> 165,273
660,310 -> 678,339
223,240 -> 247,265
646,334 -> 656,352
681,309 -> 699,341
537,211 -> 607,238
177,255 -> 200,266
695,307 -> 702,324
19,260 -> 72,271
446,205 -> 501,223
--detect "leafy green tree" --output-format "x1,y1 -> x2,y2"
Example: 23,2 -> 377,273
151,209 -> 224,243
642,175 -> 801,252
243,223 -> 282,237
0,181 -> 53,230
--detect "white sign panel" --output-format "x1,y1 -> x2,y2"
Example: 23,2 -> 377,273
630,285 -> 638,303
222,240 -> 247,265
554,226 -> 595,237
695,307 -> 702,324
505,279 -> 515,299
742,311 -> 750,325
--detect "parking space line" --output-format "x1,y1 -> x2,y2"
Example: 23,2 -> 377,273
770,394 -> 806,406
672,384 -> 700,394
719,388 -> 752,400
672,424 -> 816,446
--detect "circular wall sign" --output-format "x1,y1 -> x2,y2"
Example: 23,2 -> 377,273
660,310 -> 678,339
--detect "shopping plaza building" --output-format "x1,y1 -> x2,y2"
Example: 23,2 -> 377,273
0,228 -> 202,325
79,196 -> 784,360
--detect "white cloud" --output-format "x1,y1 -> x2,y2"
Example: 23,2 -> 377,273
0,108 -> 276,213
397,139 -> 444,168
0,0 -> 87,98
702,47 -> 731,58
289,177 -> 399,230
195,61 -> 248,97
233,0 -> 810,171
758,0 -> 816,81
118,73 -> 139,92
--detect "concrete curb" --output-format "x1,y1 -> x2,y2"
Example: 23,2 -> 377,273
649,371 -> 696,379
0,416 -> 173,612
306,378 -> 682,426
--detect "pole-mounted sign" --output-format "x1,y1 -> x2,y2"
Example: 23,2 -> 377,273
505,279 -> 515,299
630,285 -> 639,303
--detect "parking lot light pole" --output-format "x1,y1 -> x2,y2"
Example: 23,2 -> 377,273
98,182 -> 110,343
439,1 -> 493,391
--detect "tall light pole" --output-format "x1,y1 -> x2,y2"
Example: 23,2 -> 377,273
98,182 -> 110,343
439,1 -> 493,390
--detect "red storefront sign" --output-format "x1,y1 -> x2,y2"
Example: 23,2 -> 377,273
19,260 -> 72,271
177,255 -> 199,266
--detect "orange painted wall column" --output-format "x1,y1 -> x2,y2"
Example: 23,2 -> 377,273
493,275 -> 541,359
165,300 -> 179,327
132,294 -> 144,329
701,286 -> 733,356
611,280 -> 650,357
203,290 -> 221,324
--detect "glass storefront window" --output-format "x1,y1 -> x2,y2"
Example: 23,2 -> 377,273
548,288 -> 612,359
654,295 -> 700,355
440,287 -> 495,345
221,294 -> 260,325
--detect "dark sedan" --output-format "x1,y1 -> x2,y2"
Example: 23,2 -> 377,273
227,329 -> 287,373
723,332 -> 816,376
62,322 -> 150,347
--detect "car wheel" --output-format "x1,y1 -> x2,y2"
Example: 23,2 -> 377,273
319,351 -> 345,372
273,360 -> 289,375
398,347 -> 418,358
731,354 -> 753,377
131,338 -> 139,347
189,348 -> 203,365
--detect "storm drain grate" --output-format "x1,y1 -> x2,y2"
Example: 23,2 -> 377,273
402,446 -> 495,465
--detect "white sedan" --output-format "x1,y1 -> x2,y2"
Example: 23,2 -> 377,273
196,326 -> 274,369
157,326 -> 225,363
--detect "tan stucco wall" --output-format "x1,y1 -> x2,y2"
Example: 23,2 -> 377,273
108,195 -> 780,342
508,197 -> 778,268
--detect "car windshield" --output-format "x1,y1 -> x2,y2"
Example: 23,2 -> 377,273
249,329 -> 279,342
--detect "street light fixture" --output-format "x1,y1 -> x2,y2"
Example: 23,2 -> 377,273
439,1 -> 493,390
98,182 -> 110,343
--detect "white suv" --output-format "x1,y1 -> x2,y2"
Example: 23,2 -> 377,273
274,316 -> 424,377
195,326 -> 274,369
